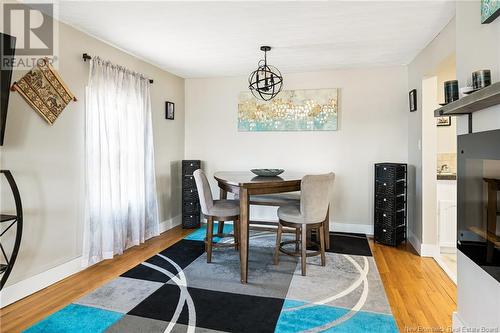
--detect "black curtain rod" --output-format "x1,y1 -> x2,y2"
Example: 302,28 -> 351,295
82,53 -> 154,84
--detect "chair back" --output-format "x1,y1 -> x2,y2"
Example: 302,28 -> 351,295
300,173 -> 335,221
193,169 -> 214,216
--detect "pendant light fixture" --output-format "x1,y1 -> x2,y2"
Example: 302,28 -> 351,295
248,46 -> 283,101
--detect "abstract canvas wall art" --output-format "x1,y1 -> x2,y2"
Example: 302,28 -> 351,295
481,0 -> 500,23
238,88 -> 338,131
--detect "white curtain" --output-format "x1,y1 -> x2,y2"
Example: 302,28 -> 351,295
83,57 -> 159,266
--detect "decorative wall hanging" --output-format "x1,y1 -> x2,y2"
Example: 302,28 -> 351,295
481,0 -> 500,23
165,101 -> 175,120
238,88 -> 338,131
437,116 -> 451,127
11,58 -> 76,125
248,46 -> 283,101
409,89 -> 417,112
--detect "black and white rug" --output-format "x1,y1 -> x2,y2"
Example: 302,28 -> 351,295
25,224 -> 398,333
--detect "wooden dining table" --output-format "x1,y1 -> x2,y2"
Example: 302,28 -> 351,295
214,171 -> 330,284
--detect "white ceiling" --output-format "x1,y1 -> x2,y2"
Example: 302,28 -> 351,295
57,1 -> 455,78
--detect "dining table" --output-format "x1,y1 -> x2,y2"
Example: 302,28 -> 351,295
213,171 -> 330,284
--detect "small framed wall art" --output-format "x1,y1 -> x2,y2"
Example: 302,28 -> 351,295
437,116 -> 451,127
165,101 -> 174,120
409,89 -> 417,112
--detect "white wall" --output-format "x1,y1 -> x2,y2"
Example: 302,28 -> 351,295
185,67 -> 408,233
421,75 -> 439,252
454,0 -> 500,329
436,55 -> 457,155
0,18 -> 185,294
407,18 -> 456,252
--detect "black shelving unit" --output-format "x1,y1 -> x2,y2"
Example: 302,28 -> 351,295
182,160 -> 201,229
374,163 -> 407,246
1,170 -> 23,290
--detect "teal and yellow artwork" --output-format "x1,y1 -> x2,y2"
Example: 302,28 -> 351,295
481,0 -> 500,23
238,88 -> 338,131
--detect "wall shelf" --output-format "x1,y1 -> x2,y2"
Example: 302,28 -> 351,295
434,81 -> 500,117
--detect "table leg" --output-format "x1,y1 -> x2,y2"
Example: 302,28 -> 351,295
239,188 -> 249,283
218,189 -> 227,234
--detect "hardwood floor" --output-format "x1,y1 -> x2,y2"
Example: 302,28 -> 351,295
370,239 -> 457,332
0,225 -> 192,333
0,227 -> 456,332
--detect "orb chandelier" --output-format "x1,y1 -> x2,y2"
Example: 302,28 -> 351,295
248,46 -> 283,101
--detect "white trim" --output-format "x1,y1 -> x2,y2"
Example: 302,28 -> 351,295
420,243 -> 439,257
433,255 -> 457,284
452,312 -> 467,330
1,216 -> 181,308
408,229 -> 422,255
439,242 -> 456,249
407,229 -> 439,257
0,256 -> 83,308
439,245 -> 456,254
247,218 -> 373,235
332,222 -> 373,235
159,215 -> 182,233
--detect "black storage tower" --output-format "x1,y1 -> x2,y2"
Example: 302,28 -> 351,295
374,163 -> 407,246
182,160 -> 201,229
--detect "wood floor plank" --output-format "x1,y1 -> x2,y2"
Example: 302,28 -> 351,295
0,225 -> 192,333
370,239 -> 457,332
0,229 -> 456,333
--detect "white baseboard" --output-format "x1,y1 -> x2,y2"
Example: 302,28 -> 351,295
452,312 -> 466,329
249,217 -> 373,235
332,222 -> 373,235
1,216 -> 182,309
440,245 -> 457,254
0,256 -> 83,308
408,229 -> 422,255
159,215 -> 182,233
407,229 -> 438,257
434,255 -> 457,284
439,242 -> 456,249
420,243 -> 439,257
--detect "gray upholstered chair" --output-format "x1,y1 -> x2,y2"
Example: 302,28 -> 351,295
193,169 -> 240,263
274,173 -> 334,276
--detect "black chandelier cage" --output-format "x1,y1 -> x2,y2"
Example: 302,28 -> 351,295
248,46 -> 283,101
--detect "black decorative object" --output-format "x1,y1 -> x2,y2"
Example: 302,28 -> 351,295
82,53 -> 154,83
248,46 -> 283,101
472,69 -> 491,90
374,163 -> 407,247
0,170 -> 23,290
409,89 -> 417,112
182,160 -> 201,229
444,80 -> 459,104
166,101 -> 175,120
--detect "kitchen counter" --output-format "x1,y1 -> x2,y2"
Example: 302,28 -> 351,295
437,174 -> 457,180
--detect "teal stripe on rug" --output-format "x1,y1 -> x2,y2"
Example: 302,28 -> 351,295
184,222 -> 234,242
23,304 -> 123,333
275,300 -> 398,333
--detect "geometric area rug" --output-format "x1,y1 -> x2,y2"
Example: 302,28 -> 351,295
24,225 -> 398,332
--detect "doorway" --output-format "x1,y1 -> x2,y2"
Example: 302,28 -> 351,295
421,55 -> 457,283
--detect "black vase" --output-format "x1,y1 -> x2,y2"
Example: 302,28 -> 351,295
472,70 -> 491,90
444,80 -> 459,104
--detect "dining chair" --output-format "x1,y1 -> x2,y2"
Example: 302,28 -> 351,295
274,173 -> 335,276
193,169 -> 240,263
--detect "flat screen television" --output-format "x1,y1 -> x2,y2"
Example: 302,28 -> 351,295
458,129 -> 500,282
1,33 -> 16,146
